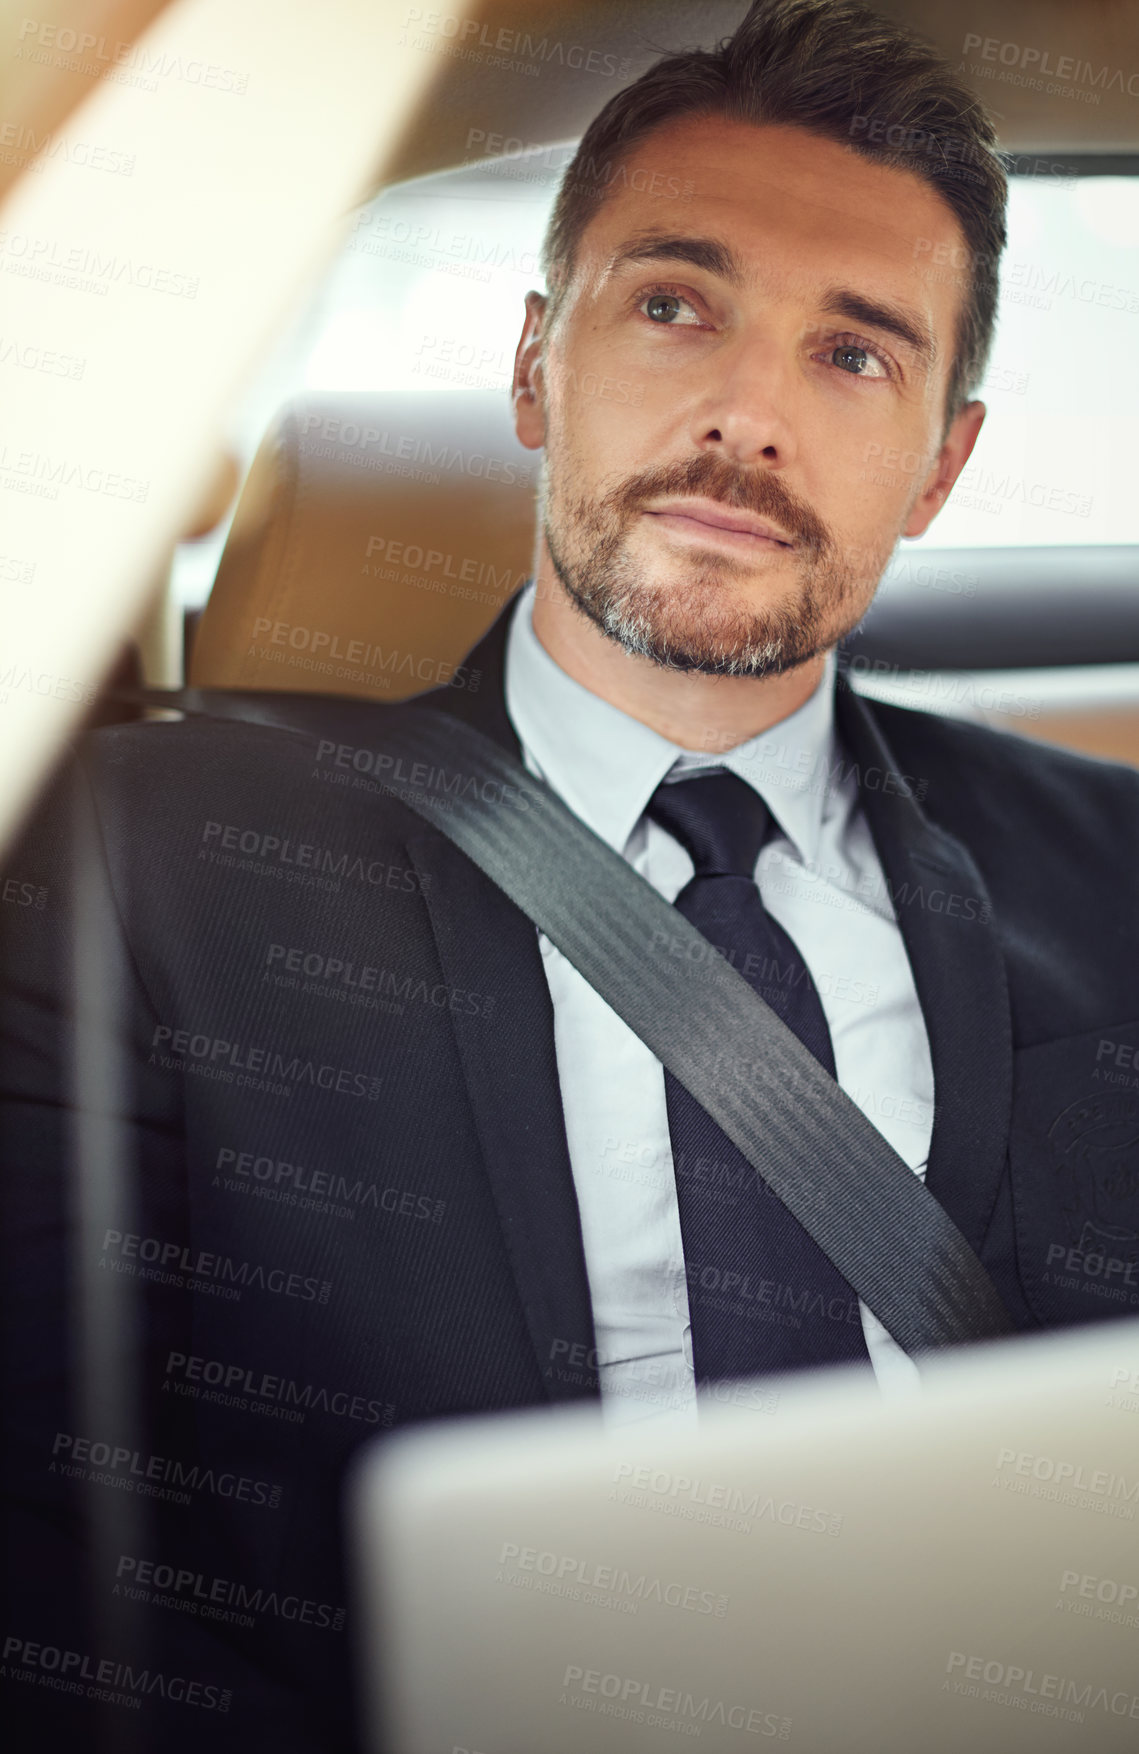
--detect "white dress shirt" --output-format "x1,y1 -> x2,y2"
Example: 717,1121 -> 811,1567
502,582 -> 935,1426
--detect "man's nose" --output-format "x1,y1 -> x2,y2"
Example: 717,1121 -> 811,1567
687,336 -> 798,471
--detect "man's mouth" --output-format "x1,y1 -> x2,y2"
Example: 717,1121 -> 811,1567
641,498 -> 795,550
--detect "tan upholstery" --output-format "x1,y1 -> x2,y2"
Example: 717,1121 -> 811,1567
0,0 -> 173,211
189,393 -> 539,701
190,396 -> 1139,769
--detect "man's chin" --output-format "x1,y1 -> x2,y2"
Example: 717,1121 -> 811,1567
616,630 -> 821,678
565,575 -> 826,678
590,601 -> 825,677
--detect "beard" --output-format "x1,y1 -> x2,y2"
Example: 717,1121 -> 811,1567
541,446 -> 878,677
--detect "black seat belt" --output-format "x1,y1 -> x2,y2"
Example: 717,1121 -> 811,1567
113,686 -> 1015,1358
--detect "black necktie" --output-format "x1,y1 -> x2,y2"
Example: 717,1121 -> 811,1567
647,768 -> 872,1383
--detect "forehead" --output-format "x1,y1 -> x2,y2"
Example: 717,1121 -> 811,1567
575,114 -> 968,352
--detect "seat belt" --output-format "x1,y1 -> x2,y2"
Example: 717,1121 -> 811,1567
113,686 -> 1016,1358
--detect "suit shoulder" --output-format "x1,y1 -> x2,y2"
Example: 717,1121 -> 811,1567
865,693 -> 1139,816
76,696 -> 416,785
81,710 -> 300,775
25,705 -> 426,856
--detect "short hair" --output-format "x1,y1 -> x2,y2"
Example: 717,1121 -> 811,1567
539,0 -> 1007,427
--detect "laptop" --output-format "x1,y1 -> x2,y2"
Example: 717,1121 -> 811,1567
350,1318 -> 1139,1753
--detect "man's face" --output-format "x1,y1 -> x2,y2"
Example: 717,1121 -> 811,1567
515,116 -> 984,676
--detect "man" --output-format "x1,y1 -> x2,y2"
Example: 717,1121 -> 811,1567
3,1 -> 1137,1749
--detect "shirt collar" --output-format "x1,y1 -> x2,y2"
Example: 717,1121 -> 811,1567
503,581 -> 838,868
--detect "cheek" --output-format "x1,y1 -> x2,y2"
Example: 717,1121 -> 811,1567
550,368 -> 605,452
810,474 -> 911,582
553,396 -> 645,501
805,388 -> 933,487
849,435 -> 934,509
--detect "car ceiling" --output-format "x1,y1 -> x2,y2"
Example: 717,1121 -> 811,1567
375,0 -> 1139,197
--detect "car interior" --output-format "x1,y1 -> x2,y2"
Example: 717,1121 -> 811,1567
1,0 -> 1136,1748
0,0 -> 1136,834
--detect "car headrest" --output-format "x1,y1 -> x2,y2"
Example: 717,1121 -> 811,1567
189,392 -> 539,701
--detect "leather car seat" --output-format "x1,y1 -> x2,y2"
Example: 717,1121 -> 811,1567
189,392 -> 538,701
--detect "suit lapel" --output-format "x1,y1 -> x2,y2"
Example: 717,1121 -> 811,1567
406,600 -> 600,1402
408,605 -> 1013,1356
834,677 -> 1014,1257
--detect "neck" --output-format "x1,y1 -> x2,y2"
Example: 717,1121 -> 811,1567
529,564 -> 828,756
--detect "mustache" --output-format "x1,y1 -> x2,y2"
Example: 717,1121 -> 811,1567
603,453 -> 832,555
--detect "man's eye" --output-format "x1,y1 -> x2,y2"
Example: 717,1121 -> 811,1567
830,343 -> 888,379
640,291 -> 701,325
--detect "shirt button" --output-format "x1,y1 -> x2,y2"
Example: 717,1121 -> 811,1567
682,1323 -> 695,1374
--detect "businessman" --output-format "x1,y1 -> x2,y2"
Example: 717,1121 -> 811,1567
3,1 -> 1138,1749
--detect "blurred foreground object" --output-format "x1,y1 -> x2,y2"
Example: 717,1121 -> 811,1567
0,0 -> 465,852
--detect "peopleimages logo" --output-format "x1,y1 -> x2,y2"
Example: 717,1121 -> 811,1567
101,1228 -> 332,1306
49,1431 -> 281,1509
0,231 -> 199,298
249,613 -> 480,691
16,17 -> 250,92
114,1555 -> 345,1633
612,1461 -> 842,1537
314,738 -> 530,813
265,942 -> 495,1019
961,32 -> 1139,97
1,876 -> 47,909
945,1651 -> 1139,1720
559,1664 -> 791,1738
148,1024 -> 382,1101
163,1351 -> 393,1427
215,1145 -> 446,1223
497,1543 -> 729,1617
2,1634 -> 231,1712
1058,1570 -> 1139,1613
993,1447 -> 1138,1520
200,821 -> 429,893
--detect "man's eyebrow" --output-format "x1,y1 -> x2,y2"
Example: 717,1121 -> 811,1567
605,239 -> 939,369
820,287 -> 937,368
604,231 -> 748,287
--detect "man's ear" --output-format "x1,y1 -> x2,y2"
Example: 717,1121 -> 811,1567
902,398 -> 986,539
512,289 -> 548,451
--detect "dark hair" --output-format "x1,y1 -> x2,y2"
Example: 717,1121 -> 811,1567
540,0 -> 1007,426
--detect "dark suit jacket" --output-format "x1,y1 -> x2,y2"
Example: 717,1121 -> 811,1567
3,597 -> 1139,1751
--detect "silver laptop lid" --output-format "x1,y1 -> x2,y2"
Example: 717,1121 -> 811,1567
351,1320 -> 1139,1754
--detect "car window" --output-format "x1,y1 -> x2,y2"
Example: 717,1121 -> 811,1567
170,154 -> 1139,610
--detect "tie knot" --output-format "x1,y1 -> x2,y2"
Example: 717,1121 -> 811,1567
647,769 -> 774,880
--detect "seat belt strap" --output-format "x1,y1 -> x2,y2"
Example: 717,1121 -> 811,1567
114,687 -> 1016,1356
